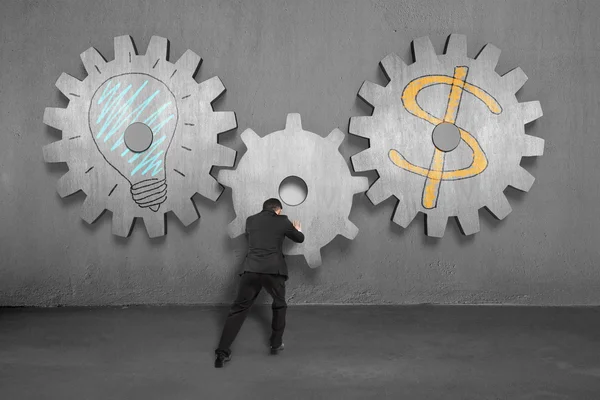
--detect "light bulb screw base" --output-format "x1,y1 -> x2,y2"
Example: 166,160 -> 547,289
130,178 -> 167,212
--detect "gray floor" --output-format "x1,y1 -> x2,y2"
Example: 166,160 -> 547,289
1,305 -> 599,400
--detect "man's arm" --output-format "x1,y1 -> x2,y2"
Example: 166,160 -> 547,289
284,219 -> 304,243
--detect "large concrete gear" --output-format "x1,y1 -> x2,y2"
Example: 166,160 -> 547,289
349,34 -> 544,237
43,35 -> 237,238
218,113 -> 368,267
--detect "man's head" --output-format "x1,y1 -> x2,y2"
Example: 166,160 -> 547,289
263,198 -> 283,215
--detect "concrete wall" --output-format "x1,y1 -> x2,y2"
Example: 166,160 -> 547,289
1,0 -> 598,306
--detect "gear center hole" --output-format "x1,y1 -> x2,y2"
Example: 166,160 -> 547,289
432,122 -> 461,152
279,176 -> 308,206
124,122 -> 154,153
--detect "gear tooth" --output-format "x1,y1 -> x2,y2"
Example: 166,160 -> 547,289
350,149 -> 375,172
325,128 -> 345,148
80,47 -> 107,76
217,169 -> 235,187
357,80 -> 385,107
456,210 -> 480,235
412,36 -> 439,64
425,215 -> 447,238
43,140 -> 70,163
175,49 -> 202,75
502,67 -> 528,93
445,34 -> 467,57
198,175 -> 224,201
341,220 -> 359,240
173,201 -> 199,226
141,215 -> 166,238
113,35 -> 136,63
366,179 -> 391,205
392,205 -> 417,228
198,76 -> 226,103
352,176 -> 369,194
510,167 -> 535,192
522,134 -> 544,157
56,171 -> 81,197
55,73 -> 82,99
348,116 -> 373,139
305,250 -> 322,268
475,43 -> 501,69
208,111 -> 237,135
43,107 -> 68,131
486,194 -> 512,220
520,101 -> 543,125
227,217 -> 245,238
80,196 -> 106,224
379,53 -> 407,81
112,212 -> 135,237
145,35 -> 168,63
285,113 -> 303,132
215,145 -> 237,168
240,128 -> 261,147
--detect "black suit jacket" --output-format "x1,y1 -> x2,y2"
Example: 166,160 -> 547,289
241,209 -> 305,280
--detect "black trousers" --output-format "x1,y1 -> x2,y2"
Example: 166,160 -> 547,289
216,271 -> 287,356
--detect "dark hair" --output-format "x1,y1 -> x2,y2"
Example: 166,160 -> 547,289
263,198 -> 282,212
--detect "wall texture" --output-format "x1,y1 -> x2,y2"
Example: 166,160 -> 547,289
1,0 -> 599,306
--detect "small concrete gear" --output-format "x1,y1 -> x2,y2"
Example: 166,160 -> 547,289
349,34 -> 545,237
218,113 -> 368,267
43,35 -> 237,237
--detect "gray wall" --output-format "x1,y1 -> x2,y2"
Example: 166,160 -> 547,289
1,0 -> 598,306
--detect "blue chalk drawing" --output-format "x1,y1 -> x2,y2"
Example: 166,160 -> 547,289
95,79 -> 176,177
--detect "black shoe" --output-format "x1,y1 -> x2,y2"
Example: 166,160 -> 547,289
214,352 -> 231,368
270,343 -> 284,355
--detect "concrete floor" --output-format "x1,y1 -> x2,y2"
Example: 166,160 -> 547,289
0,305 -> 599,400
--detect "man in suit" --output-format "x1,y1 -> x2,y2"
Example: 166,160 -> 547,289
215,198 -> 304,368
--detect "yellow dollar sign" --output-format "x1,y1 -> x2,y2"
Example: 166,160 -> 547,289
389,66 -> 502,209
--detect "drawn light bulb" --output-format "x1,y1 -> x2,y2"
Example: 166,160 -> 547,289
89,74 -> 178,212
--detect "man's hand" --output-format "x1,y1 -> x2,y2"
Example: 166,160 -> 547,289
292,220 -> 302,232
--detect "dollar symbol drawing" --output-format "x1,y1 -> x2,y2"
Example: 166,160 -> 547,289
389,66 -> 503,209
